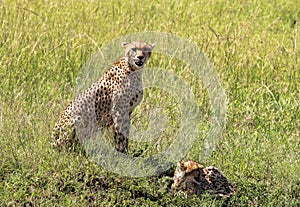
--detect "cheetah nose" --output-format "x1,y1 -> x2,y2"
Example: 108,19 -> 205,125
137,56 -> 144,60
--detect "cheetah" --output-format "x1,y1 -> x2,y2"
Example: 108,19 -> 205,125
51,41 -> 155,153
171,160 -> 234,197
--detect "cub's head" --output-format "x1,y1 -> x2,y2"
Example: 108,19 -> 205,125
122,41 -> 155,69
171,160 -> 204,190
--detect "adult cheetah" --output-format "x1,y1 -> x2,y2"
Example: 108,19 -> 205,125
51,41 -> 155,153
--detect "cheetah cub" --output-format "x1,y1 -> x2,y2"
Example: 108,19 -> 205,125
171,160 -> 234,197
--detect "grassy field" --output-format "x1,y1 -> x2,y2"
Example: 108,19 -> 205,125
1,0 -> 299,206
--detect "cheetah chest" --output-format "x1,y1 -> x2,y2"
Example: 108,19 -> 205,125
129,89 -> 143,111
127,71 -> 144,112
111,69 -> 144,114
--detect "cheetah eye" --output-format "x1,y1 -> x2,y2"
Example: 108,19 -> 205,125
131,48 -> 137,52
143,48 -> 151,53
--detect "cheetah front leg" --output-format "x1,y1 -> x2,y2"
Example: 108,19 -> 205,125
113,131 -> 128,153
112,109 -> 131,154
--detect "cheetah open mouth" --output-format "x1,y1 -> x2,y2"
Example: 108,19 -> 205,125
135,61 -> 144,67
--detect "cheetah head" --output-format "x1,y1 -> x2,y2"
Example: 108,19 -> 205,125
171,160 -> 204,190
122,41 -> 155,69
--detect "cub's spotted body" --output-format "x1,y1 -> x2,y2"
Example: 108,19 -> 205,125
52,41 -> 155,153
171,160 -> 234,197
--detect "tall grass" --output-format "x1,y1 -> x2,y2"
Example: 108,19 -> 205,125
1,0 -> 299,206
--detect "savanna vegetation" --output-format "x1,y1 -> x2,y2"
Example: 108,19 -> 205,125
1,0 -> 299,206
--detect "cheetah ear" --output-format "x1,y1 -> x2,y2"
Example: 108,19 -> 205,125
149,43 -> 155,49
179,162 -> 187,171
122,42 -> 129,48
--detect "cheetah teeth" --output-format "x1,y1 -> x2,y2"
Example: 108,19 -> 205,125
135,61 -> 144,66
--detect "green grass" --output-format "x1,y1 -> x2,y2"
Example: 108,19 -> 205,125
1,0 -> 299,206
